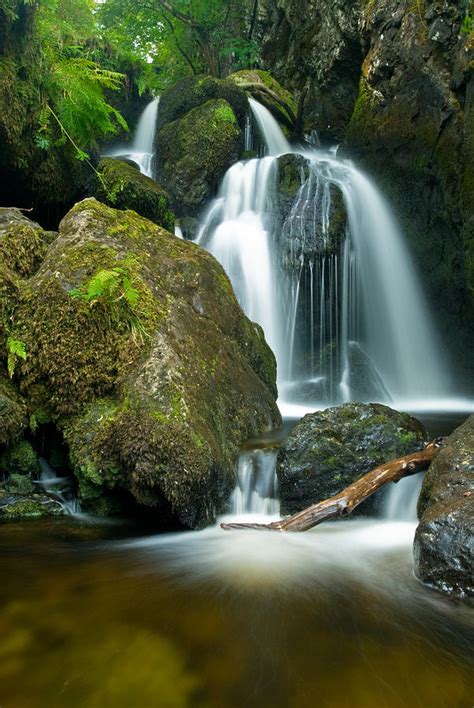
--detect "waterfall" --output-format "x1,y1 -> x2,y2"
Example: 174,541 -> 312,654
197,100 -> 453,412
37,457 -> 81,516
229,449 -> 279,516
104,97 -> 160,179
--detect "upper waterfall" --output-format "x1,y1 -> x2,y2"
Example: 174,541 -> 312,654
197,99 -> 454,412
248,98 -> 291,156
103,97 -> 160,179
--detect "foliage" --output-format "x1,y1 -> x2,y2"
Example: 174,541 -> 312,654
98,0 -> 258,85
70,260 -> 148,340
33,0 -> 129,157
7,337 -> 27,378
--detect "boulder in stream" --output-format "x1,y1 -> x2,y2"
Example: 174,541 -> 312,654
10,199 -> 280,527
414,414 -> 474,599
277,402 -> 427,516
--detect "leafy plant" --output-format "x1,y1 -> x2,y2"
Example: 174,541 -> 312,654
7,337 -> 27,378
70,262 -> 148,340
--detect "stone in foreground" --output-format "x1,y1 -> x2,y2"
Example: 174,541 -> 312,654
414,415 -> 474,599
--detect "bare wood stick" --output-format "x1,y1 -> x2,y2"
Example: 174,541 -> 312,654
221,438 -> 447,532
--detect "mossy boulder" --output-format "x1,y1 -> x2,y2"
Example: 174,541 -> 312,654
94,158 -> 175,231
228,69 -> 297,130
0,370 -> 28,448
277,402 -> 427,516
11,198 -> 280,527
157,98 -> 243,217
414,414 -> 474,599
0,208 -> 54,343
5,473 -> 35,495
0,440 -> 38,477
157,99 -> 242,216
157,75 -> 249,132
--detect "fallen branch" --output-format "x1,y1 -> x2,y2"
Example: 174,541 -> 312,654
221,438 -> 447,532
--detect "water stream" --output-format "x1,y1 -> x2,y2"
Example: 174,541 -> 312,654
103,97 -> 160,178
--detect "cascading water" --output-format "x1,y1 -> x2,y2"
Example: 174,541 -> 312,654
37,457 -> 81,515
197,99 -> 453,413
104,97 -> 160,178
230,448 -> 279,516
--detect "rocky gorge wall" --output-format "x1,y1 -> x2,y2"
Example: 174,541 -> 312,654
259,0 -> 474,387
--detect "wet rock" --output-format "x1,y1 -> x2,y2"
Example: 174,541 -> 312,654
277,402 -> 427,516
94,158 -> 175,231
414,414 -> 474,599
11,198 -> 280,527
0,486 -> 64,520
157,99 -> 244,217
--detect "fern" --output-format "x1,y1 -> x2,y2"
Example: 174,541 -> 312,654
70,264 -> 145,339
7,337 -> 27,378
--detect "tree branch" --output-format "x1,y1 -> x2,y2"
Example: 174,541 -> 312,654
221,438 -> 447,532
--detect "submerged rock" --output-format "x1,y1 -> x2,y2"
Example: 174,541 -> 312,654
94,158 -> 175,231
414,415 -> 474,599
11,199 -> 280,527
157,98 -> 244,217
277,402 -> 427,516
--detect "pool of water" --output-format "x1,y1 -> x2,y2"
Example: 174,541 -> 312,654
0,410 -> 472,708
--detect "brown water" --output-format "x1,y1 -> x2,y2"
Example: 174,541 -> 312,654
0,516 -> 473,708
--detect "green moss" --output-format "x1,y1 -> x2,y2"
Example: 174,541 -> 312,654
228,69 -> 297,127
0,370 -> 27,446
157,99 -> 242,216
0,440 -> 38,476
95,158 -> 175,231
0,496 -> 64,520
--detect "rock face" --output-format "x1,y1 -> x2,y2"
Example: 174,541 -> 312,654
277,402 -> 427,515
414,415 -> 474,599
0,486 -> 64,520
260,0 -> 474,388
94,158 -> 175,231
10,199 -> 280,527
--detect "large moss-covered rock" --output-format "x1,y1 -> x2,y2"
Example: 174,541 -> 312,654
277,402 -> 427,516
157,75 -> 249,132
227,69 -> 297,130
157,99 -> 243,216
414,415 -> 474,599
94,158 -> 175,231
11,198 -> 280,527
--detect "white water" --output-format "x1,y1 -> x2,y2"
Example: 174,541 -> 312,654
37,457 -> 81,516
197,98 -> 457,412
230,448 -> 279,516
104,97 -> 160,178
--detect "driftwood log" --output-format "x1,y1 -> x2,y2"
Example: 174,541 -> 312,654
221,438 -> 447,532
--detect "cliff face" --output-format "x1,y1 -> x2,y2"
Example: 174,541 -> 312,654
260,0 -> 474,385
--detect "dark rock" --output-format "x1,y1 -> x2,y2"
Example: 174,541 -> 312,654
94,158 -> 175,231
414,414 -> 474,599
11,198 -> 280,527
157,99 -> 244,217
277,402 -> 427,516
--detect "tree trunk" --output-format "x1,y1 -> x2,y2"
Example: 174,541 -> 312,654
221,438 -> 446,532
